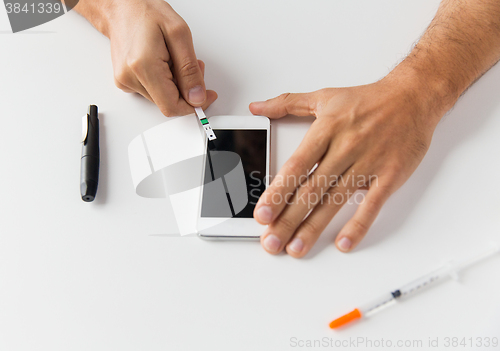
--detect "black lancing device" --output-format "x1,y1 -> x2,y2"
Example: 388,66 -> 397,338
80,105 -> 100,202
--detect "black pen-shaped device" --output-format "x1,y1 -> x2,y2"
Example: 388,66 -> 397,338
81,105 -> 100,202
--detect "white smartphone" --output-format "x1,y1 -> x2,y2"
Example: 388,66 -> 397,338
197,115 -> 270,239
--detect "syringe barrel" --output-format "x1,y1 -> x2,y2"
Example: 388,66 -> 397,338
397,266 -> 452,298
358,292 -> 395,317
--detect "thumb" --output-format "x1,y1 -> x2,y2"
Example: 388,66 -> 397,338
176,55 -> 206,107
249,92 -> 321,119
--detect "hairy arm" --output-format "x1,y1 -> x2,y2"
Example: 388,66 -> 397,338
250,0 -> 500,257
395,0 -> 500,123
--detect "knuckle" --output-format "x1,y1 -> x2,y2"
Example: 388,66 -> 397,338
351,217 -> 369,235
263,188 -> 283,207
340,133 -> 362,154
327,186 -> 345,206
113,66 -> 130,86
300,218 -> 320,237
367,174 -> 380,188
168,20 -> 190,39
114,78 -> 127,90
363,197 -> 381,217
275,215 -> 297,233
178,59 -> 200,79
376,183 -> 392,199
307,121 -> 331,143
284,156 -> 308,176
279,93 -> 292,102
126,56 -> 148,76
158,105 -> 175,117
299,183 -> 317,202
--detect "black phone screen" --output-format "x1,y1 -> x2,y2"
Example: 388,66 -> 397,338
200,129 -> 267,218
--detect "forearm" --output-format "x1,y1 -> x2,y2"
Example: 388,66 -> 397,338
73,0 -> 117,37
389,0 -> 500,124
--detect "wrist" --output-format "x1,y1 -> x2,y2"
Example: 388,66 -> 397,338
383,58 -> 462,129
74,0 -> 119,38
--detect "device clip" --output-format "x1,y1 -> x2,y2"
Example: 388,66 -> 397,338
81,114 -> 89,143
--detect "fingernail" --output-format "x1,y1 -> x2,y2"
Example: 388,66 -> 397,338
263,234 -> 281,253
337,237 -> 352,252
256,206 -> 273,224
188,86 -> 206,105
288,237 -> 304,254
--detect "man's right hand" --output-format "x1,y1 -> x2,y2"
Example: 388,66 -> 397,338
76,0 -> 217,116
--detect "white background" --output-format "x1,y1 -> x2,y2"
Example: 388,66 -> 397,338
1,1 -> 499,350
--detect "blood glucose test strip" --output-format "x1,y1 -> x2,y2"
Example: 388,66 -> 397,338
195,107 -> 217,141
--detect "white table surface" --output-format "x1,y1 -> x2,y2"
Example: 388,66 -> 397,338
1,1 -> 499,350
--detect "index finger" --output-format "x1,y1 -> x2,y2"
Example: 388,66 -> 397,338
124,23 -> 195,116
135,59 -> 196,116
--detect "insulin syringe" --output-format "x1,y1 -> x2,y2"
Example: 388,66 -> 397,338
329,244 -> 500,329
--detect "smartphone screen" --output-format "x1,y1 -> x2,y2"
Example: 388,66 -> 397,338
201,129 -> 267,218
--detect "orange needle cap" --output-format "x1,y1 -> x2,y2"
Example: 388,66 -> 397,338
329,308 -> 362,329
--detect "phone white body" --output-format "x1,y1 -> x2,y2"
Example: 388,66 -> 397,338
197,115 -> 270,239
